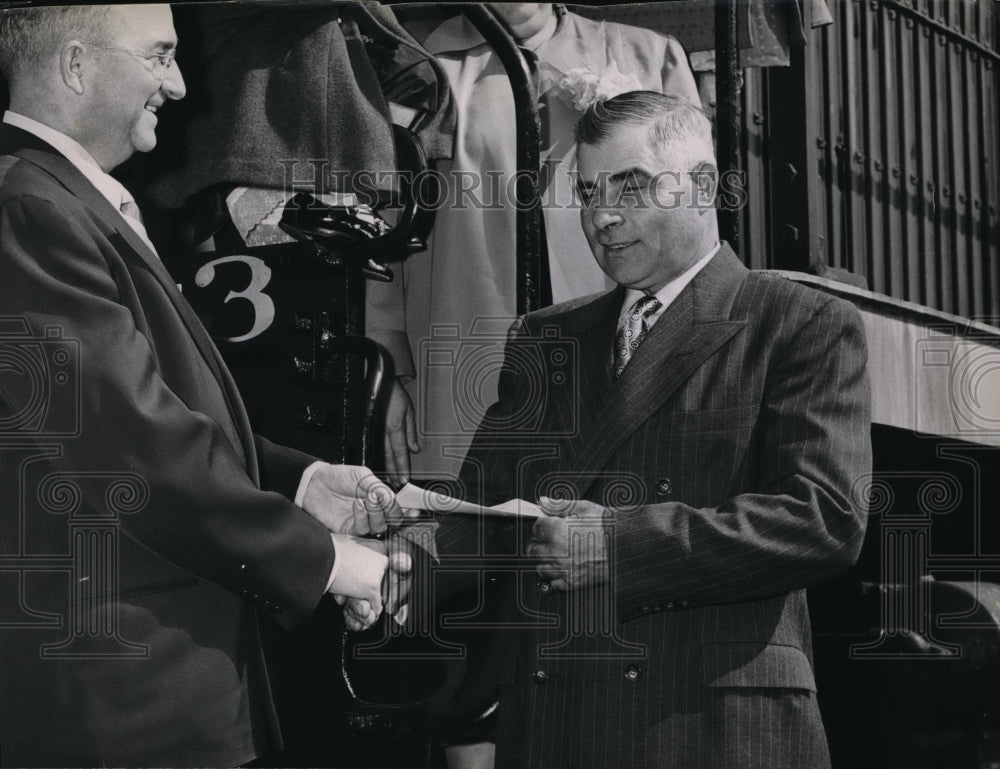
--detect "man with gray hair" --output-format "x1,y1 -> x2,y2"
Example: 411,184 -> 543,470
431,91 -> 872,768
0,5 -> 406,766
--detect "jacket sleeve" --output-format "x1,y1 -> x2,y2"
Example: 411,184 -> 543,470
613,297 -> 872,620
254,434 -> 316,501
0,192 -> 334,627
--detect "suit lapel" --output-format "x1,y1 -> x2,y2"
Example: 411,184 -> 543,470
567,247 -> 749,489
569,287 -> 621,429
2,126 -> 259,482
519,289 -> 619,490
2,126 -> 162,267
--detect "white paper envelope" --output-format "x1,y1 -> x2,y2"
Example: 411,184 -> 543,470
396,482 -> 543,519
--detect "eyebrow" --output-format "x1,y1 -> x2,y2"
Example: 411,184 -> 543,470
577,167 -> 653,188
609,168 -> 653,185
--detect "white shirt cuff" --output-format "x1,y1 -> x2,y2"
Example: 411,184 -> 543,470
295,461 -> 327,508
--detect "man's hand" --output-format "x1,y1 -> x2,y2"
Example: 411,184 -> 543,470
529,497 -> 611,591
328,535 -> 387,628
335,594 -> 379,632
384,539 -> 413,619
338,538 -> 412,632
384,380 -> 420,485
302,464 -> 402,535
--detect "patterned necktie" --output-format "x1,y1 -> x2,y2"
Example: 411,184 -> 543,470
614,295 -> 662,379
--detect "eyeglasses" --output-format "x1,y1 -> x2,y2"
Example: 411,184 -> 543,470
79,43 -> 177,80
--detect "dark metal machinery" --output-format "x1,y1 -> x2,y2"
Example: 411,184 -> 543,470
179,125 -> 430,471
176,124 -> 437,766
464,3 -> 545,315
714,0 -> 742,251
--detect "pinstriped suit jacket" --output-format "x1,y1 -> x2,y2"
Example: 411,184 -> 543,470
435,244 -> 872,769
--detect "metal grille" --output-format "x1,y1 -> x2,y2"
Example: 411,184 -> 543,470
810,0 -> 1000,318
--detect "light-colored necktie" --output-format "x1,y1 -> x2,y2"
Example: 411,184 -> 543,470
614,295 -> 662,379
119,193 -> 143,226
119,192 -> 158,256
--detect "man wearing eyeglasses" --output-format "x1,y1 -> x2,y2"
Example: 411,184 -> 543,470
424,92 -> 872,768
0,5 -> 408,766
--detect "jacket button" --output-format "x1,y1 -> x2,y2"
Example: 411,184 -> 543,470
678,600 -> 690,609
532,670 -> 548,684
538,581 -> 552,593
624,664 -> 642,682
655,478 -> 672,496
665,602 -> 675,610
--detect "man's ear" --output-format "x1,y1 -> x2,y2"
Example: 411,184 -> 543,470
61,41 -> 86,95
691,162 -> 718,210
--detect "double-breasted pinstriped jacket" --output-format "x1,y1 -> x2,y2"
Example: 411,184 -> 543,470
435,244 -> 872,769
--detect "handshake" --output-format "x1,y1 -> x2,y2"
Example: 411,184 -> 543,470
299,463 -> 414,631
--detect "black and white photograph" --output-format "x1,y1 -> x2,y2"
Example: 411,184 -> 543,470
0,1 -> 998,767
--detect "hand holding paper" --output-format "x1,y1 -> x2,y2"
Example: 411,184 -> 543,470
302,464 -> 403,535
528,497 -> 611,591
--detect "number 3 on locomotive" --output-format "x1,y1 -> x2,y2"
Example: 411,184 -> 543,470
194,255 -> 275,343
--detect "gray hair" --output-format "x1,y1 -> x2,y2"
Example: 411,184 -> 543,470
575,91 -> 716,174
0,6 -> 120,80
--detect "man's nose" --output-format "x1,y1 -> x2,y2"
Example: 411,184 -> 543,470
592,208 -> 623,230
161,62 -> 186,100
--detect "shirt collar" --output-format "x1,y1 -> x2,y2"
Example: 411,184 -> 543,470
619,242 -> 721,324
3,110 -> 132,212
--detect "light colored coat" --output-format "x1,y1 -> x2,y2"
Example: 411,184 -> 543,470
367,8 -> 701,478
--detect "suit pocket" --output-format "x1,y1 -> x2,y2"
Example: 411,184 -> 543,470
703,642 -> 817,692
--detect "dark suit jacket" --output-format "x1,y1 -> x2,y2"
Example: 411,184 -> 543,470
435,245 -> 872,769
0,124 -> 336,767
